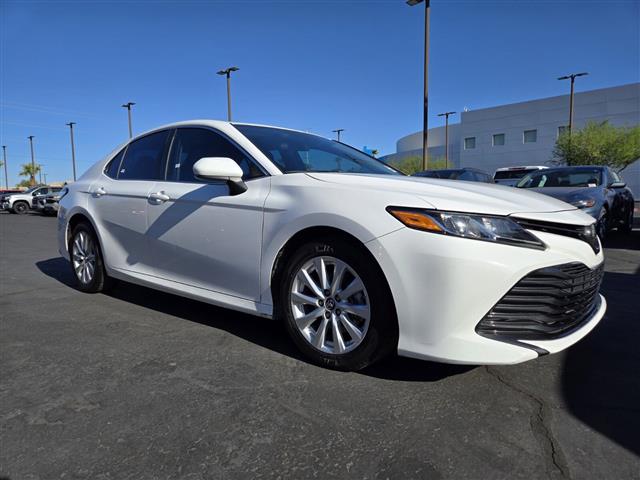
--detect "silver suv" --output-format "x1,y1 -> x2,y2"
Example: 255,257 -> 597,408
0,186 -> 62,214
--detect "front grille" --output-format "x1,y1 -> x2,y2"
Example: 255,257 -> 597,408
513,218 -> 600,254
477,262 -> 604,340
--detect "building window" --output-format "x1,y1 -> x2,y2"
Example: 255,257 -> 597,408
464,137 -> 476,149
558,126 -> 569,137
523,129 -> 537,143
493,133 -> 505,146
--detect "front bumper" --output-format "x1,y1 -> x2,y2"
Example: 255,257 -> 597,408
365,224 -> 605,364
0,202 -> 10,210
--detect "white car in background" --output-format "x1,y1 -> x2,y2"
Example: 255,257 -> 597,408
57,121 -> 606,371
494,166 -> 548,186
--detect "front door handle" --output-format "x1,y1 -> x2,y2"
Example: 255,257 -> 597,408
148,191 -> 170,204
92,187 -> 106,198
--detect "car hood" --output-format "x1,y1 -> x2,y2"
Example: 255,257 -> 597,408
306,173 -> 580,217
527,187 -> 601,204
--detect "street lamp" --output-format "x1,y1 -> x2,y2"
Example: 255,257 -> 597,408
437,111 -> 456,168
27,135 -> 36,186
66,122 -> 77,181
217,66 -> 239,121
121,102 -> 135,138
407,0 -> 430,170
557,72 -> 588,134
332,128 -> 345,142
2,145 -> 8,189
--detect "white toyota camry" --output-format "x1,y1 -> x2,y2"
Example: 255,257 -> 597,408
57,120 -> 606,371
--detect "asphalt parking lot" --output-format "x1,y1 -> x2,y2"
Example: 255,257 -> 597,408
1,213 -> 639,480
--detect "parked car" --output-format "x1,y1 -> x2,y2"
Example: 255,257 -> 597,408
38,189 -> 66,216
0,185 -> 62,214
0,189 -> 22,195
516,166 -> 635,238
413,168 -> 493,183
494,166 -> 548,186
58,120 -> 606,371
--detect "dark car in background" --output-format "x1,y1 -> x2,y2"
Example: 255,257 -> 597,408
413,168 -> 493,183
493,166 -> 548,186
516,166 -> 635,238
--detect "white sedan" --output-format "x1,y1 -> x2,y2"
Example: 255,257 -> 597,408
57,121 -> 606,371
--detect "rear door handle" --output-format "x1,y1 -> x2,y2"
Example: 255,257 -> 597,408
148,191 -> 170,204
92,187 -> 106,198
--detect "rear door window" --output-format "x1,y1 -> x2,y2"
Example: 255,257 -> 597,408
118,131 -> 171,181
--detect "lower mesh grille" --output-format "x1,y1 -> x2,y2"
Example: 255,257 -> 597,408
477,262 -> 604,340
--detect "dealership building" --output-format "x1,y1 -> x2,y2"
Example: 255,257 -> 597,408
385,83 -> 640,194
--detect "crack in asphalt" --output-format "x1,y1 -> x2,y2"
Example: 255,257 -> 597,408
484,366 -> 571,479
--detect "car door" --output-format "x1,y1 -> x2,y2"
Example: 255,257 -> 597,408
88,130 -> 172,276
146,127 -> 269,301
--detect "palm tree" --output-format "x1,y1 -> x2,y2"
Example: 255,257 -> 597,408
19,163 -> 41,186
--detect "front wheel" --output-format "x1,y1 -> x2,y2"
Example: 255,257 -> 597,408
12,201 -> 29,215
619,206 -> 634,234
69,223 -> 113,293
278,238 -> 397,371
596,208 -> 608,241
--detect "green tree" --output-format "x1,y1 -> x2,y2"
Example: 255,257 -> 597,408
18,163 -> 41,186
388,155 -> 448,175
552,121 -> 640,172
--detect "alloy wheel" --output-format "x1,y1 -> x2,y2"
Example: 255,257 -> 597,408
290,256 -> 370,354
72,231 -> 96,285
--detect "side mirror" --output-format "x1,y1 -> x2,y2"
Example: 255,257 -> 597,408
609,181 -> 626,188
193,157 -> 247,195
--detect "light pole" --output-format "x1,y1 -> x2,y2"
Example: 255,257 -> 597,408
38,164 -> 45,184
558,72 -> 588,134
121,102 -> 135,138
437,111 -> 456,168
217,67 -> 239,121
2,145 -> 8,189
332,129 -> 345,142
407,0 -> 430,170
27,135 -> 36,186
66,122 -> 77,181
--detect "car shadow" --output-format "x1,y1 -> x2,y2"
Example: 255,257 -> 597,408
560,267 -> 640,457
602,229 -> 639,251
36,257 -> 467,383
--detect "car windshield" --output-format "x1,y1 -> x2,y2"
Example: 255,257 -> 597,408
494,169 -> 538,180
517,168 -> 602,188
234,125 -> 401,176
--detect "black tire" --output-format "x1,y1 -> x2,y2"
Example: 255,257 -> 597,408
277,237 -> 398,371
596,208 -> 608,241
69,222 -> 114,293
13,201 -> 29,215
619,206 -> 634,234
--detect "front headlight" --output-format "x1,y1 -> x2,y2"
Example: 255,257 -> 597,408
570,198 -> 596,209
387,207 -> 546,250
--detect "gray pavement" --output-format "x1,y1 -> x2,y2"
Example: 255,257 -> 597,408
1,212 -> 639,480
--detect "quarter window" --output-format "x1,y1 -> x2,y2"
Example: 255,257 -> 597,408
166,128 -> 264,183
492,133 -> 505,146
464,137 -> 476,149
104,148 -> 126,179
523,129 -> 537,143
118,130 -> 171,181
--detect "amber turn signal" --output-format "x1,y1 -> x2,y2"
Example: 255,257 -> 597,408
387,208 -> 443,232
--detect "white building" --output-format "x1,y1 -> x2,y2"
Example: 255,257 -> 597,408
387,83 -> 640,194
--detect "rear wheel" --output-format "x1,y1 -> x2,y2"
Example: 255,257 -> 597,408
278,238 -> 397,371
13,201 -> 29,215
69,223 -> 113,293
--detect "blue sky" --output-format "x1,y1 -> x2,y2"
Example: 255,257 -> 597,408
1,0 -> 639,185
